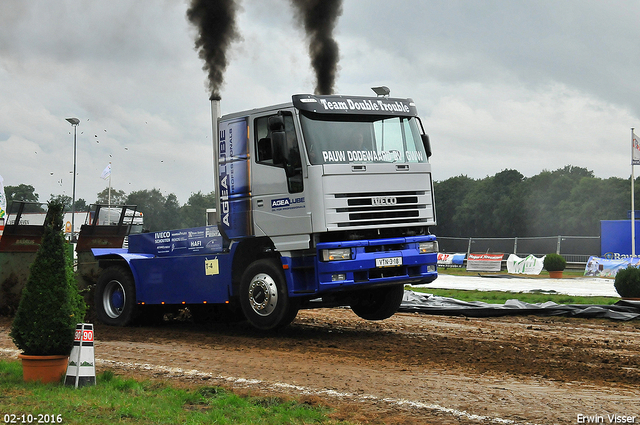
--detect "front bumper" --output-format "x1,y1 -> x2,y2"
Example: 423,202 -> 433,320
315,235 -> 438,291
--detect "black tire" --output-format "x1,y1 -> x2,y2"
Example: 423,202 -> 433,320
94,266 -> 138,326
351,284 -> 405,321
279,296 -> 301,328
239,259 -> 298,330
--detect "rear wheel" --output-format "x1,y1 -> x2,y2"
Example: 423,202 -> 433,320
239,259 -> 298,330
95,266 -> 138,326
351,284 -> 405,321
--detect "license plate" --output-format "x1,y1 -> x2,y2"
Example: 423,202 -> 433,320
376,257 -> 402,268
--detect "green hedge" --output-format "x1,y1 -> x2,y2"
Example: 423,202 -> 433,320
614,266 -> 640,298
543,253 -> 566,272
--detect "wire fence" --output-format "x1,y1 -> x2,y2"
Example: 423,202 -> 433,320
437,235 -> 600,266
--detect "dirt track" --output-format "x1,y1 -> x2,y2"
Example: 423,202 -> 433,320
1,308 -> 639,425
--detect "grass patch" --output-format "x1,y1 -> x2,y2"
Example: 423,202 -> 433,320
0,361 -> 349,424
407,287 -> 619,305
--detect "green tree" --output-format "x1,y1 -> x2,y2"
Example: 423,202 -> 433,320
126,189 -> 181,232
557,177 -> 629,235
73,198 -> 88,211
10,200 -> 86,355
449,170 -> 525,237
452,177 -> 493,237
96,188 -> 127,205
435,165 -> 633,238
180,191 -> 216,228
47,195 -> 87,212
4,184 -> 43,212
49,194 -> 71,211
434,175 -> 476,236
523,166 -> 596,236
490,169 -> 525,237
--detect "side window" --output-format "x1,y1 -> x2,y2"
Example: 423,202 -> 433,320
254,112 -> 303,193
255,116 -> 273,164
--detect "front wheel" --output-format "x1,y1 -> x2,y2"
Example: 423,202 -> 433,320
351,284 -> 405,321
239,259 -> 298,330
95,266 -> 138,326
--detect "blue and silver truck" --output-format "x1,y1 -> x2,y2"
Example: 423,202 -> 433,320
92,92 -> 438,330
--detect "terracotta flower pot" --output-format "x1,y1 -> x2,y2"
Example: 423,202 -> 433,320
548,271 -> 563,279
18,354 -> 69,384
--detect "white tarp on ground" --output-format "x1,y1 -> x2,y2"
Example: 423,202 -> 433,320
414,274 -> 619,297
506,254 -> 545,275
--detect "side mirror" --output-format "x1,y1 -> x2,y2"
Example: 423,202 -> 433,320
421,134 -> 432,158
269,116 -> 286,166
272,131 -> 286,166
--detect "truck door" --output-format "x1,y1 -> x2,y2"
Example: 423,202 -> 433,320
252,111 -> 312,246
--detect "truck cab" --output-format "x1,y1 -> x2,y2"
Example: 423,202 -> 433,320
213,94 -> 438,328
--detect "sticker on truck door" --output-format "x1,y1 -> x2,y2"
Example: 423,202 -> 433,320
271,197 -> 305,211
205,258 -> 219,275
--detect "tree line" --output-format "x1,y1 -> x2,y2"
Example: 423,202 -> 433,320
4,164 -> 636,236
434,165 -> 633,237
3,185 -> 215,232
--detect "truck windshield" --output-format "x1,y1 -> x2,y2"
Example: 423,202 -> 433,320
299,112 -> 428,165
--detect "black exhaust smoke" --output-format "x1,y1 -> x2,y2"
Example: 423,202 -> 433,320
187,0 -> 241,99
187,0 -> 343,97
290,0 -> 343,95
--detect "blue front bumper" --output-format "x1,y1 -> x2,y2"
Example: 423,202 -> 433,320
314,235 -> 438,292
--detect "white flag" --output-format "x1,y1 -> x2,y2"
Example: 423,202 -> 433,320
633,132 -> 640,165
100,163 -> 111,180
0,175 -> 6,220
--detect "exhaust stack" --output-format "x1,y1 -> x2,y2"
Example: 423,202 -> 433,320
211,95 -> 221,226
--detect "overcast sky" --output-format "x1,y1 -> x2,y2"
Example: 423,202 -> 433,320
1,0 -> 639,207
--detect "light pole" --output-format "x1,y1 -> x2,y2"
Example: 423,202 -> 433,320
66,117 -> 80,242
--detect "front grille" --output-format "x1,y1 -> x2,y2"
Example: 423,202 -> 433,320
364,243 -> 406,253
328,190 -> 434,229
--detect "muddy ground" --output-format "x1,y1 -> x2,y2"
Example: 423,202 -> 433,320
1,308 -> 639,425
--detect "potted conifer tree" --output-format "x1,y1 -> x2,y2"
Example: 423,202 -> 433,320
543,253 -> 567,278
10,200 -> 86,383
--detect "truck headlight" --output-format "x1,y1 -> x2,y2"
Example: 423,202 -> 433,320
419,241 -> 438,253
321,248 -> 352,261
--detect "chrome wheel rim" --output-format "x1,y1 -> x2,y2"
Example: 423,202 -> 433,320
103,280 -> 126,319
248,273 -> 278,316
